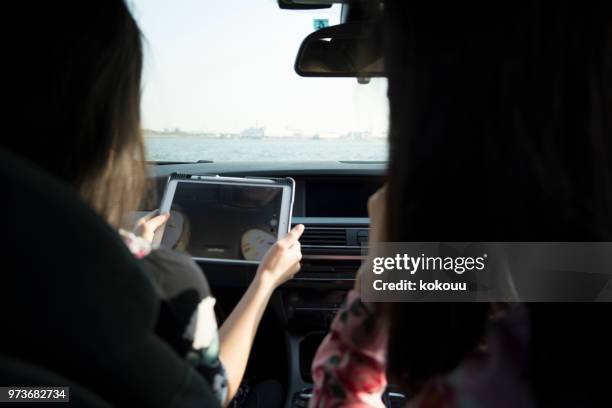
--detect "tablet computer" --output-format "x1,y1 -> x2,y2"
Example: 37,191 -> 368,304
153,174 -> 295,264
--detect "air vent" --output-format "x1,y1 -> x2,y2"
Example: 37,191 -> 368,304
300,227 -> 348,246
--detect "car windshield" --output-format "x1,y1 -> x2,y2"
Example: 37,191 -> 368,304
132,0 -> 389,162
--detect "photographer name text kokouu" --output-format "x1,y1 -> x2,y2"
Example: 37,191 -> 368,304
373,279 -> 467,291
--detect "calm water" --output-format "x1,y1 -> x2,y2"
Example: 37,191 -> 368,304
145,136 -> 388,162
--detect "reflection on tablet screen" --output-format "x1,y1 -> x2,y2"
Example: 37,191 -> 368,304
162,182 -> 283,261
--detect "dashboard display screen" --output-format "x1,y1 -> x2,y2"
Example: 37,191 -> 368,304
162,182 -> 284,261
305,179 -> 381,217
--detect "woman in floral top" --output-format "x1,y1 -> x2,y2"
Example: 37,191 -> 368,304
309,189 -> 531,408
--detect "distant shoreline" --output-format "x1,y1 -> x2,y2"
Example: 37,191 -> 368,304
144,133 -> 388,162
143,130 -> 387,141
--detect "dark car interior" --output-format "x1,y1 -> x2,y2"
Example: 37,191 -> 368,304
5,0 -> 611,406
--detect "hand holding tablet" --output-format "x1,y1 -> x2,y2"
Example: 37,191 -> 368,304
154,174 -> 295,264
256,224 -> 304,288
133,210 -> 171,243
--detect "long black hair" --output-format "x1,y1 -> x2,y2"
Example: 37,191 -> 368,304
382,0 -> 612,403
384,1 -> 612,243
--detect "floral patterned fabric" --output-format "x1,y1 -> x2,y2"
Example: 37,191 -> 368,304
310,291 -> 533,408
309,291 -> 389,408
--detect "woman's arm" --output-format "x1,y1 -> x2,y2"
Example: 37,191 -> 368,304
217,224 -> 304,405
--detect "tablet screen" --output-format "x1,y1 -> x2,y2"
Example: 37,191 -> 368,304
161,181 -> 285,261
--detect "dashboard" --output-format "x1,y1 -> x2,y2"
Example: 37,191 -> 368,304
148,160 -> 385,324
150,161 -> 384,276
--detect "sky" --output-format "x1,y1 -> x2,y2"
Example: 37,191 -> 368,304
130,0 -> 389,136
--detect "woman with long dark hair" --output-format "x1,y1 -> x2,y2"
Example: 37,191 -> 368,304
310,1 -> 612,407
4,1 -> 302,406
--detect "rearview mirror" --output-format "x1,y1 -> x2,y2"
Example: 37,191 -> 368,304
294,22 -> 384,82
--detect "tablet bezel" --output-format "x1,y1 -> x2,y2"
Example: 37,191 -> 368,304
153,174 -> 295,264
